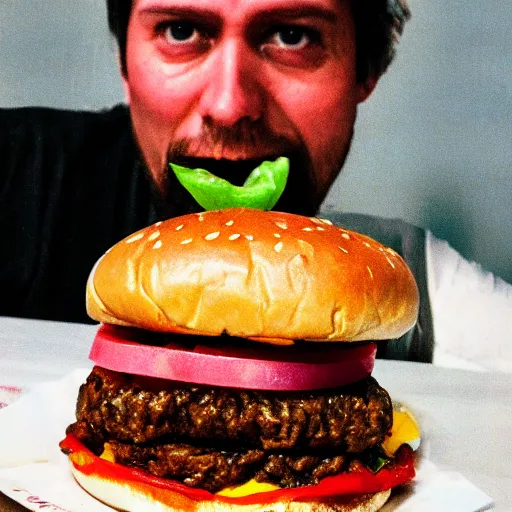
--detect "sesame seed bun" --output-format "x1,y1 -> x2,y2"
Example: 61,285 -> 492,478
86,208 -> 419,343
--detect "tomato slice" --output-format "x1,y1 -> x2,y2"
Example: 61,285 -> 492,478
60,434 -> 415,505
89,324 -> 376,390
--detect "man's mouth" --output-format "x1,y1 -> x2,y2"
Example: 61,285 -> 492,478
160,145 -> 319,218
169,156 -> 284,187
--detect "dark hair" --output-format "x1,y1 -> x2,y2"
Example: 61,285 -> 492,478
107,0 -> 410,82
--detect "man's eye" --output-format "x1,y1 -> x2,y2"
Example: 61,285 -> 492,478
270,27 -> 316,49
162,21 -> 200,43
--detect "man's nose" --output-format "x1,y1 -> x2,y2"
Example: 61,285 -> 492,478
198,40 -> 264,126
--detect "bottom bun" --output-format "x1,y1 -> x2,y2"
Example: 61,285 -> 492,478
70,463 -> 392,512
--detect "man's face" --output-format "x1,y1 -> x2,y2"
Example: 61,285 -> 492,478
124,0 -> 373,215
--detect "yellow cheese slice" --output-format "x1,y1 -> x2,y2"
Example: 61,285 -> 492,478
382,407 -> 421,456
99,442 -> 116,463
217,479 -> 279,497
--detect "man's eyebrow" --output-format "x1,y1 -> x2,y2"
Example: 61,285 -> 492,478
251,6 -> 338,24
136,6 -> 222,25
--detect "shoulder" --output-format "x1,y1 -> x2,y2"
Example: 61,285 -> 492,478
0,104 -> 134,186
0,103 -> 129,122
0,104 -> 134,195
0,104 -> 130,138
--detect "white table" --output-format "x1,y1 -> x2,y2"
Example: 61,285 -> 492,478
0,316 -> 510,510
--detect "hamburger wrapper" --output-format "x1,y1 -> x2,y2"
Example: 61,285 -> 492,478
0,370 -> 494,512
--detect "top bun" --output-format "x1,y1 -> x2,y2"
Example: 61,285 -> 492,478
87,208 -> 419,343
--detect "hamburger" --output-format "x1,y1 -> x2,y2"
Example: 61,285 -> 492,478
60,207 -> 419,511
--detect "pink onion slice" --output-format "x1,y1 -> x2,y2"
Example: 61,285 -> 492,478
89,325 -> 376,391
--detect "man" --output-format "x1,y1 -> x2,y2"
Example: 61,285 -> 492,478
1,0 -> 510,369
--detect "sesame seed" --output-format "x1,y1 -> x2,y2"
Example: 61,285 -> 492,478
245,235 -> 254,241
148,231 -> 160,241
363,241 -> 371,248
275,222 -> 288,230
338,246 -> 349,254
367,266 -> 374,279
310,217 -> 331,226
225,220 -> 234,226
274,233 -> 281,238
315,226 -> 325,231
341,233 -> 350,240
298,239 -> 315,258
205,231 -> 220,241
274,241 -> 283,253
126,233 -> 144,244
386,256 -> 396,269
198,214 -> 205,222
229,234 -> 241,241
153,240 -> 162,249
176,224 -> 184,231
181,238 -> 193,245
155,221 -> 163,226
302,227 -> 313,232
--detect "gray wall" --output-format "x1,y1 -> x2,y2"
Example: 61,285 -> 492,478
1,0 -> 511,283
0,0 -> 123,109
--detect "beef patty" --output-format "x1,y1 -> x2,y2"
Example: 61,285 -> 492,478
70,367 -> 391,451
106,439 -> 377,492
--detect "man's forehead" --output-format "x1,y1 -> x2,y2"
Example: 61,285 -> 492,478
132,0 -> 350,21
